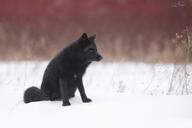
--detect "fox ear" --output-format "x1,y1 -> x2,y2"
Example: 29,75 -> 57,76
89,34 -> 96,41
79,33 -> 89,47
80,33 -> 88,41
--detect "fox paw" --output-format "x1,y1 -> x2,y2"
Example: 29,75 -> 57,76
83,98 -> 92,103
62,101 -> 71,106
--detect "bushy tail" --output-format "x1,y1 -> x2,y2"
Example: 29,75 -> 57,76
24,87 -> 45,103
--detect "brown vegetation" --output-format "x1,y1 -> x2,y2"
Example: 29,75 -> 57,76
0,0 -> 191,62
0,22 -> 191,63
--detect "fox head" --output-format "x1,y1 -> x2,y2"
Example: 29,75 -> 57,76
75,33 -> 103,62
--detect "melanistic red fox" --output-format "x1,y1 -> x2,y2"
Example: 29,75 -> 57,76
24,33 -> 102,106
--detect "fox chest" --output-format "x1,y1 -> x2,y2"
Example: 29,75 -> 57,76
69,64 -> 87,76
71,69 -> 86,79
66,73 -> 82,85
59,62 -> 89,79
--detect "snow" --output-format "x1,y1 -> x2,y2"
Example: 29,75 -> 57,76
0,61 -> 192,128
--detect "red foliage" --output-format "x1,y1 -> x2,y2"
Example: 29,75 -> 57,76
0,0 -> 191,29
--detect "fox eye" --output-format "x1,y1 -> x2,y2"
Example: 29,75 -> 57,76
88,48 -> 95,53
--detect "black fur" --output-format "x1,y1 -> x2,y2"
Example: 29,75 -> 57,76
24,87 -> 46,103
23,33 -> 102,106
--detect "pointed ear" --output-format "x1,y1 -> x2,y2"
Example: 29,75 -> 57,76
89,34 -> 96,41
80,33 -> 88,41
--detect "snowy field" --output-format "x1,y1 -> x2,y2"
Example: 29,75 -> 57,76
0,61 -> 192,128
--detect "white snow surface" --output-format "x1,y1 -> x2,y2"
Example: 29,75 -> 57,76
0,61 -> 192,128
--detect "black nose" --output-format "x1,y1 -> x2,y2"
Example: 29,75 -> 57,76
96,54 -> 103,61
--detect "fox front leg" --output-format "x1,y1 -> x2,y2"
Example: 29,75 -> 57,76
59,79 -> 71,106
76,77 -> 92,103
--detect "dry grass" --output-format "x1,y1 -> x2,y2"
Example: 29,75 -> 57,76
168,26 -> 192,94
1,22 -> 192,94
0,22 -> 190,63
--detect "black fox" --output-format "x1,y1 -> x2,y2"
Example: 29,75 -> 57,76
24,33 -> 102,106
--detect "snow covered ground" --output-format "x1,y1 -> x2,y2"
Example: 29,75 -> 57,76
0,61 -> 192,128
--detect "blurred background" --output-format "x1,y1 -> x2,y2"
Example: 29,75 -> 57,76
0,0 -> 192,62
